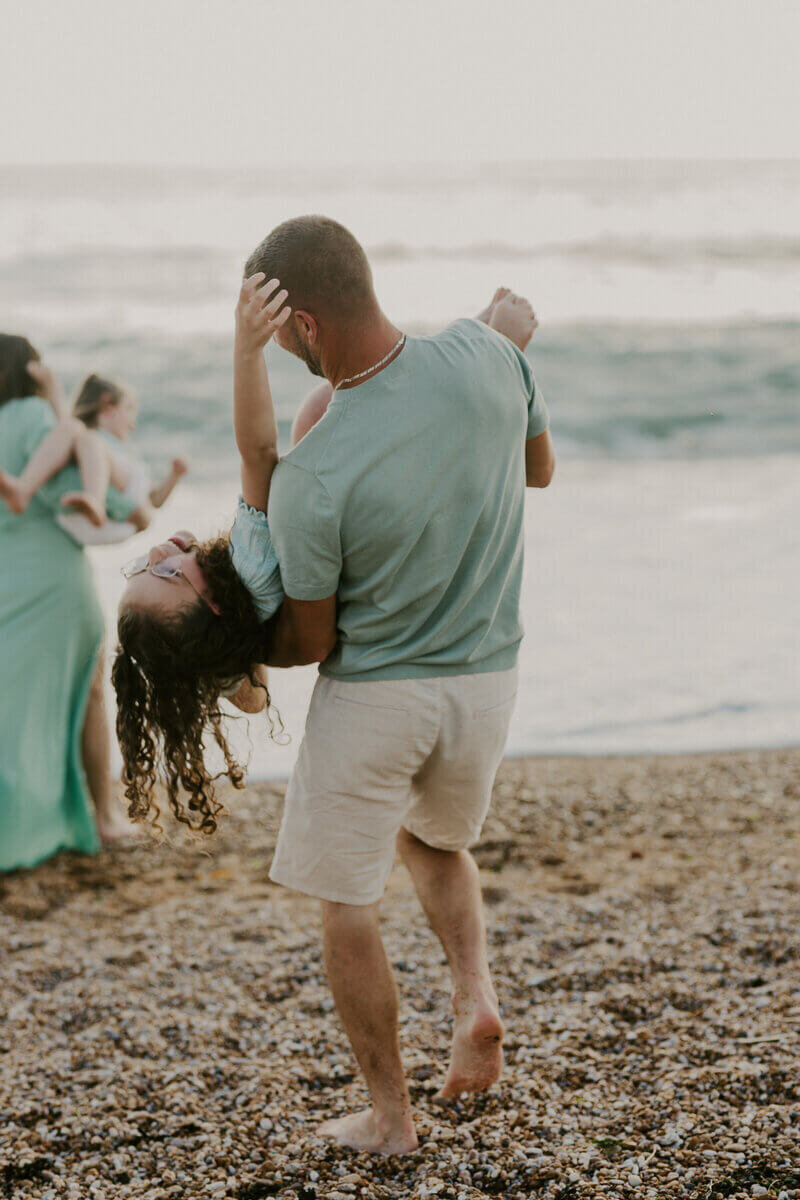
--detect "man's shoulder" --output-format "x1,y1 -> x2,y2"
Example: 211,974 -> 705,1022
433,318 -> 519,363
430,319 -> 531,389
435,317 -> 496,345
271,448 -> 338,516
272,454 -> 316,493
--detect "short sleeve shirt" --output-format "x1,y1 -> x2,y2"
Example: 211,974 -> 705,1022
268,320 -> 549,681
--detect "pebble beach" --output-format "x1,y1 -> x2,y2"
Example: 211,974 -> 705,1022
2,747 -> 799,1199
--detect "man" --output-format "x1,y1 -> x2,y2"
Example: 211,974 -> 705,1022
254,216 -> 554,1155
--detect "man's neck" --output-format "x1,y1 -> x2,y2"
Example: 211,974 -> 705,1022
324,313 -> 404,391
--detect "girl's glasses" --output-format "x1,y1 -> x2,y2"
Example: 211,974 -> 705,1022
121,555 -> 221,615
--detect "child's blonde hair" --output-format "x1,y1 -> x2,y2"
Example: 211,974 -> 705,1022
73,374 -> 127,428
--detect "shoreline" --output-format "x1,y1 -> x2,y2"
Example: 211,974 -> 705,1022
235,741 -> 800,786
93,452 -> 800,782
2,746 -> 798,1196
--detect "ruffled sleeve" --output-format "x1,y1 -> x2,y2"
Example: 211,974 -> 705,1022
228,497 -> 284,622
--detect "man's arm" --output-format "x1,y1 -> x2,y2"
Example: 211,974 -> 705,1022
265,595 -> 338,668
526,430 -> 555,488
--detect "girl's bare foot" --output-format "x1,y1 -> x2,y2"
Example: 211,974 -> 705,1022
476,286 -> 512,325
436,992 -> 504,1100
61,491 -> 106,527
0,471 -> 30,514
489,292 -> 538,352
316,1108 -> 418,1156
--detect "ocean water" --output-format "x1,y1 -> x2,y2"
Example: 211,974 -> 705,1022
1,161 -> 798,776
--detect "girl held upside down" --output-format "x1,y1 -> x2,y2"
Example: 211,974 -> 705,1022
112,280 -> 539,833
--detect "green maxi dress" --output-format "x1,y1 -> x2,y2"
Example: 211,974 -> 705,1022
0,397 -> 135,872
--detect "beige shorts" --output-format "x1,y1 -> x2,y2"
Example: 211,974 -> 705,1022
269,666 -> 518,906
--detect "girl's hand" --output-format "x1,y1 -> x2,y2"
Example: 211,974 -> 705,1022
171,456 -> 189,477
235,274 -> 291,356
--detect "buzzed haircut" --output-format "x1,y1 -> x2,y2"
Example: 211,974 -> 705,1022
245,216 -> 375,323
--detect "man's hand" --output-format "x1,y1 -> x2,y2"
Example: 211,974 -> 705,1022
235,274 -> 292,357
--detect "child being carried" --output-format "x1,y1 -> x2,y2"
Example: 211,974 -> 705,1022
0,370 -> 188,531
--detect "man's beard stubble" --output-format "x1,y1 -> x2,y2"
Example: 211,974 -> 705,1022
290,326 -> 324,377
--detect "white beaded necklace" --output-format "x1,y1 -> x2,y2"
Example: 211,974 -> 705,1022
334,333 -> 406,391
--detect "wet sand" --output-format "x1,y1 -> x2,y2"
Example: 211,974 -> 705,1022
1,748 -> 799,1198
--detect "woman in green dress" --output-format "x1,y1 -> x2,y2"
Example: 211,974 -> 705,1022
0,334 -> 137,871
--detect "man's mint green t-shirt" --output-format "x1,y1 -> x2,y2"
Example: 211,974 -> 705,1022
268,319 -> 549,681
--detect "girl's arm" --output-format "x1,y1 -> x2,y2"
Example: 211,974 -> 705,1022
233,274 -> 291,512
148,456 -> 189,508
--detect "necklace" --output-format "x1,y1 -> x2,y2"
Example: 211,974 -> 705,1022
334,333 -> 406,391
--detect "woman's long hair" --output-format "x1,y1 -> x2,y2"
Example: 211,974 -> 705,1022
112,535 -> 279,834
0,335 -> 40,408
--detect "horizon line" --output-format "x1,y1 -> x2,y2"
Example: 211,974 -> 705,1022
2,155 -> 799,173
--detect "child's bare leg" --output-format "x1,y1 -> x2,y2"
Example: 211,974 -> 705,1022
0,418 -> 83,514
291,381 -> 335,446
107,456 -> 131,493
61,427 -> 109,527
488,291 -> 538,352
0,471 -> 29,514
476,286 -> 511,325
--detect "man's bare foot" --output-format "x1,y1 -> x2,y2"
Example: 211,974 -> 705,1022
61,492 -> 106,527
316,1108 -> 418,1156
0,471 -> 30,514
489,291 -> 538,352
436,993 -> 505,1100
476,286 -> 511,325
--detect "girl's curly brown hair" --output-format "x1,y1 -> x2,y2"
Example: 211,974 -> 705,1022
111,534 -> 279,834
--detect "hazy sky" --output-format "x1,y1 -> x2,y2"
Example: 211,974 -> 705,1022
2,0 -> 798,166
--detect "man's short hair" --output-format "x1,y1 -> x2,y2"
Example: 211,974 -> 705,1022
245,216 -> 375,322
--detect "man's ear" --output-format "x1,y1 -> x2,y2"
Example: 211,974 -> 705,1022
294,309 -> 318,345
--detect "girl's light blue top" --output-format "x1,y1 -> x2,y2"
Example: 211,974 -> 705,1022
228,497 -> 284,622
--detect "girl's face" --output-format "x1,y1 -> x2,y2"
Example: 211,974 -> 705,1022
120,533 -> 217,618
100,391 -> 138,439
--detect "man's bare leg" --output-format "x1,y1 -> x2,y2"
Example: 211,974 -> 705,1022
397,829 -> 504,1099
82,648 -> 132,842
316,900 -> 418,1155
